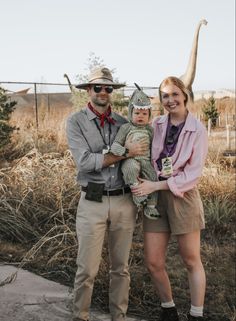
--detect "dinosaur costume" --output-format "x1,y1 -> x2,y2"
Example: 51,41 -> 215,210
111,84 -> 160,220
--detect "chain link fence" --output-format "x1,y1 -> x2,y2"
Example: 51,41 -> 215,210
1,80 -> 235,130
0,81 -> 161,129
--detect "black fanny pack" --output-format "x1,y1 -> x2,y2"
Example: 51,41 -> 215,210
84,182 -> 105,203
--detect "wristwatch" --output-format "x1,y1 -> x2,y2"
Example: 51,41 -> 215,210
123,148 -> 129,157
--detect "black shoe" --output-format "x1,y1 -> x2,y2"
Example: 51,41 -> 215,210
160,307 -> 179,321
187,313 -> 204,320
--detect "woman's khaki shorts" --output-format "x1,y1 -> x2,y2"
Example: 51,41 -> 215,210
143,188 -> 205,235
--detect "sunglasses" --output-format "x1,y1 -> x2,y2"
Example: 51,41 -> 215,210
92,85 -> 114,94
166,125 -> 178,145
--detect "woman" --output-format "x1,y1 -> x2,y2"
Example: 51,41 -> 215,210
132,76 -> 208,321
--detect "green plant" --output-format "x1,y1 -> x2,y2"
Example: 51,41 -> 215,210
0,87 -> 17,149
202,96 -> 219,128
204,195 -> 235,225
112,91 -> 128,115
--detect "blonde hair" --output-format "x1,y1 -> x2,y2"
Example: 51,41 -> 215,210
159,76 -> 190,106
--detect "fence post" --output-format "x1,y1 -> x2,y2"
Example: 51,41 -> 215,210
226,124 -> 231,150
47,93 -> 50,115
208,119 -> 211,137
226,113 -> 229,126
34,83 -> 39,129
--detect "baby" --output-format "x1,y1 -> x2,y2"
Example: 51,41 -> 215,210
111,84 -> 160,219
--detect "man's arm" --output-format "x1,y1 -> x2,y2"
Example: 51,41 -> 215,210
66,113 -> 104,173
103,138 -> 149,168
102,153 -> 125,168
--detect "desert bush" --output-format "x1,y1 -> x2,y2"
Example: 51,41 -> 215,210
7,106 -> 70,160
202,96 -> 219,127
199,143 -> 236,239
0,87 -> 17,150
0,149 -> 79,242
0,141 -> 235,320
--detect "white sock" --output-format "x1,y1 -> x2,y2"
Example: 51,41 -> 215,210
190,305 -> 203,317
161,300 -> 175,308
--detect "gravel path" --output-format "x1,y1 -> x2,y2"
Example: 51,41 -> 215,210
0,265 -> 147,321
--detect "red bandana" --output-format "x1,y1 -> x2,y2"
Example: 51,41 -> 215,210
88,102 -> 116,127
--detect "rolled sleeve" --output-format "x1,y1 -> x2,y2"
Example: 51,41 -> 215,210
66,114 -> 104,173
111,142 -> 126,156
70,148 -> 104,173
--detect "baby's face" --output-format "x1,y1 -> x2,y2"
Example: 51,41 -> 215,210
132,108 -> 150,125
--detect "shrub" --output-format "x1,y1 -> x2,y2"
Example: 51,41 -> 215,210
0,87 -> 17,149
202,96 -> 219,128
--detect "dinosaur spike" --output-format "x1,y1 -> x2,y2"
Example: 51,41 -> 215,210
64,73 -> 73,92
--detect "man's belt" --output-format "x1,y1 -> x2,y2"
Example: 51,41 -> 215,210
81,186 -> 130,196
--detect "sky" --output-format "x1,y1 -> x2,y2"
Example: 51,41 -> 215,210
0,0 -> 235,93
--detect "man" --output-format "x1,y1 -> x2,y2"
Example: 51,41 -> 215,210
66,67 -> 147,321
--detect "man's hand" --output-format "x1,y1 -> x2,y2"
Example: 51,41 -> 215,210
125,137 -> 149,157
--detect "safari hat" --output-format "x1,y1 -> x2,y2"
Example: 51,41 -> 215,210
75,67 -> 125,89
128,83 -> 152,120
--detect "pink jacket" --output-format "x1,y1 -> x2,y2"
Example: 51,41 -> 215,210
152,112 -> 208,198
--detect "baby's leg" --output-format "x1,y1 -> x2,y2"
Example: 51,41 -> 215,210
139,160 -> 161,219
121,159 -> 147,205
144,192 -> 161,219
121,158 -> 140,185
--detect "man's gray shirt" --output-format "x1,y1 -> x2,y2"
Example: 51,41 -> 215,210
66,106 -> 128,190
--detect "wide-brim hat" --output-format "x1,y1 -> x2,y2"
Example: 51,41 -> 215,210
75,67 -> 126,89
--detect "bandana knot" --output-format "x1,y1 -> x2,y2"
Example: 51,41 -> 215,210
88,103 -> 116,127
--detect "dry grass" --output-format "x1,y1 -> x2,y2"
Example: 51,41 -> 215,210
0,102 -> 235,321
191,97 -> 235,124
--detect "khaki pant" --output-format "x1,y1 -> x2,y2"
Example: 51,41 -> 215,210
73,191 -> 137,321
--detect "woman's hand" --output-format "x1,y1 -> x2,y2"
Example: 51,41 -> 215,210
131,178 -> 158,196
131,178 -> 169,196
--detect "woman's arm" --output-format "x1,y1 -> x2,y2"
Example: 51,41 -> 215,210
167,127 -> 208,197
133,124 -> 208,198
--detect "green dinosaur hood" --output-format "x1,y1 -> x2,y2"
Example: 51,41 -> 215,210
128,83 -> 152,121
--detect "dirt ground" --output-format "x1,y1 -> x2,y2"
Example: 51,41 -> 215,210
0,264 -> 147,321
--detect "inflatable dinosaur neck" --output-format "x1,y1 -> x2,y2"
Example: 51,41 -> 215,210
180,19 -> 208,100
